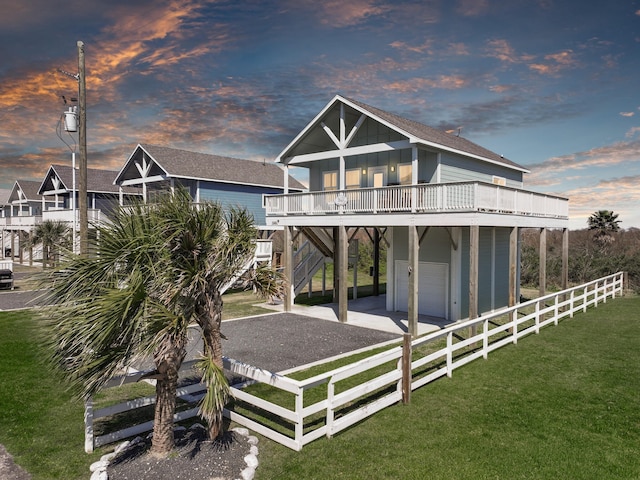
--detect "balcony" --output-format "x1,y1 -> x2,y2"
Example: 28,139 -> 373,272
264,181 -> 568,227
1,215 -> 42,228
42,208 -> 105,224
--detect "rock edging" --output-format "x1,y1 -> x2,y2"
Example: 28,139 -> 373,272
89,425 -> 259,480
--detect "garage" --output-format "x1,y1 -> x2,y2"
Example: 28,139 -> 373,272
395,260 -> 448,318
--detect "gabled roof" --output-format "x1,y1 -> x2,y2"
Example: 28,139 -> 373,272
276,94 -> 528,173
114,144 -> 306,191
0,189 -> 10,205
9,180 -> 42,203
38,165 -> 139,195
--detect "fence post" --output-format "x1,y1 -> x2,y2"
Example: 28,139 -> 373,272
402,333 -> 412,404
326,381 -> 335,439
569,290 -> 575,318
446,332 -> 453,378
84,398 -> 94,453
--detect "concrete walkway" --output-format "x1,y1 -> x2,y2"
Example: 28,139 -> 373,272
260,294 -> 450,336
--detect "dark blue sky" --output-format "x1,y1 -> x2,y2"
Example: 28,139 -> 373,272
0,0 -> 638,228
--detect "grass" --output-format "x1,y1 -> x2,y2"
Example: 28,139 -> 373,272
0,310 -> 104,479
255,296 -> 640,480
2,292 -> 639,479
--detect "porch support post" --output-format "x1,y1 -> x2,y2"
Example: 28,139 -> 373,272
337,225 -> 348,323
539,228 -> 547,297
373,228 -> 380,296
509,227 -> 518,307
283,226 -> 294,312
562,228 -> 569,291
408,224 -> 419,337
469,226 -> 479,333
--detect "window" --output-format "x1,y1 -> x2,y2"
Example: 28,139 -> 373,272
345,169 -> 360,189
323,171 -> 338,191
398,163 -> 412,185
323,169 -> 360,190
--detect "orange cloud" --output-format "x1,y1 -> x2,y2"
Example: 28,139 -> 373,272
387,75 -> 469,93
529,50 -> 578,75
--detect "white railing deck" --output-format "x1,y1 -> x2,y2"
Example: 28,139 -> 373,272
84,272 -> 623,453
263,181 -> 568,219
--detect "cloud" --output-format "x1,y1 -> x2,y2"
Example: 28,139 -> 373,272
564,175 -> 640,226
386,75 -> 469,93
528,50 -> 579,75
527,138 -> 640,177
485,39 -> 535,64
456,0 -> 489,16
620,112 -> 635,117
295,0 -> 391,27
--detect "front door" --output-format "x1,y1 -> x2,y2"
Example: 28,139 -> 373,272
368,166 -> 387,188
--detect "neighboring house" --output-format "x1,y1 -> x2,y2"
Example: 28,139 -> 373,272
38,164 -> 141,228
263,95 -> 569,334
0,180 -> 54,261
113,144 -> 306,227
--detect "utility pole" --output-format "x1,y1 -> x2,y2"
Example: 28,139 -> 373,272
77,41 -> 88,255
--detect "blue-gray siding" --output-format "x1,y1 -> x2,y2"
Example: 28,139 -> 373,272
199,182 -> 283,225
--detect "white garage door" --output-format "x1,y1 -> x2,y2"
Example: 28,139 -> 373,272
395,260 -> 448,318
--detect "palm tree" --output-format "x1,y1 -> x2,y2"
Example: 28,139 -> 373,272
30,220 -> 70,268
41,190 -> 282,457
588,210 -> 621,246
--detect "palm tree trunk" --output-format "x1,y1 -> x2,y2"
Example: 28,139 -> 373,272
150,340 -> 185,457
200,291 -> 225,439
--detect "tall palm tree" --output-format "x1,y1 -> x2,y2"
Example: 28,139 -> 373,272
41,190 -> 282,457
30,220 -> 70,268
588,210 -> 621,246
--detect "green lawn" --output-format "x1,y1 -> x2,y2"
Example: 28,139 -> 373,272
1,296 -> 639,479
256,296 -> 640,480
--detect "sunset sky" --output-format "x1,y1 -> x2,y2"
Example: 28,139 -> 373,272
0,0 -> 638,229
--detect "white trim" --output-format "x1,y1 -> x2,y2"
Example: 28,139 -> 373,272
285,140 -> 412,165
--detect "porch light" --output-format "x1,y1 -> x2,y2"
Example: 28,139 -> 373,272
362,169 -> 367,175
390,165 -> 395,172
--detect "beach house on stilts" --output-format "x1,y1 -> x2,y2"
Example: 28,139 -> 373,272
263,95 -> 569,336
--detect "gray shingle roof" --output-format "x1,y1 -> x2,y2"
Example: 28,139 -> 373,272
42,165 -> 139,194
137,144 -> 306,190
342,96 -> 527,172
12,180 -> 42,201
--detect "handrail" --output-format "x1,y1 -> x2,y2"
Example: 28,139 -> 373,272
264,181 -> 569,219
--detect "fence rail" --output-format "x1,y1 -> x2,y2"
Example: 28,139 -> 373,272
85,272 -> 624,453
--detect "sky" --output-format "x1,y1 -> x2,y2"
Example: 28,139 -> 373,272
0,0 -> 639,230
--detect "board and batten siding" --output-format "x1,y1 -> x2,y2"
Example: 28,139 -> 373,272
199,182 -> 283,226
459,226 -> 512,319
439,152 -> 523,187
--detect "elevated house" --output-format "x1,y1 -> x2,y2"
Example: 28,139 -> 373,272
263,95 -> 569,335
113,144 -> 306,266
38,164 -> 141,229
0,180 -> 53,261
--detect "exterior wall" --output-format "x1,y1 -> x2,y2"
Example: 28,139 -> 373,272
308,148 -> 439,191
458,226 -> 512,319
439,152 -> 523,187
389,226 -> 453,319
199,181 -> 283,226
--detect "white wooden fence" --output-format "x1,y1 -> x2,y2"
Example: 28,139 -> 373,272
85,272 -> 624,453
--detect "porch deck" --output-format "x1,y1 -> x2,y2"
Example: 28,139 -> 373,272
264,181 -> 568,220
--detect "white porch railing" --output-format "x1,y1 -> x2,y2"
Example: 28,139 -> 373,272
42,208 -> 105,224
84,272 -> 623,453
264,181 -> 568,219
2,215 -> 42,227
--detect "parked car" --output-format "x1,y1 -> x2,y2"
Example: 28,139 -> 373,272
0,261 -> 14,290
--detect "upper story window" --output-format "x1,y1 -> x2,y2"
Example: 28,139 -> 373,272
323,171 -> 338,191
345,169 -> 360,189
324,169 -> 361,191
398,163 -> 412,185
